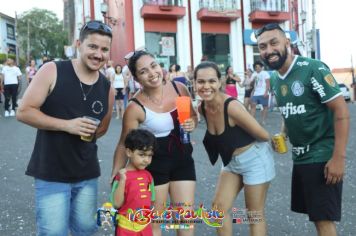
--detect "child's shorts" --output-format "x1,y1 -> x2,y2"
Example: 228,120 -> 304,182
222,142 -> 275,185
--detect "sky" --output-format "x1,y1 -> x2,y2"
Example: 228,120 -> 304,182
315,0 -> 356,69
1,0 -> 64,20
1,0 -> 355,69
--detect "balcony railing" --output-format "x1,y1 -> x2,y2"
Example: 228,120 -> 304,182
143,0 -> 183,7
199,0 -> 239,11
250,0 -> 287,12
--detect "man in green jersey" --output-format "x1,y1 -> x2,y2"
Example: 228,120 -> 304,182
256,23 -> 349,236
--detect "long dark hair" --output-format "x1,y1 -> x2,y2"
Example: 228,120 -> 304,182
127,50 -> 155,78
193,61 -> 221,80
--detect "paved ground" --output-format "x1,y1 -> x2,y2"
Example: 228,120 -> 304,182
0,80 -> 355,235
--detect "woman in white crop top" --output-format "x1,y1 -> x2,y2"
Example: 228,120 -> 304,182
112,50 -> 198,236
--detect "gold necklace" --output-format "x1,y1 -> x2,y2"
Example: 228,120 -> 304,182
141,86 -> 164,107
79,80 -> 94,101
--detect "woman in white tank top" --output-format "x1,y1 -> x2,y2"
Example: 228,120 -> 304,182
113,64 -> 126,119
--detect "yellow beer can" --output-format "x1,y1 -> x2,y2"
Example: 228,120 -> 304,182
272,133 -> 288,154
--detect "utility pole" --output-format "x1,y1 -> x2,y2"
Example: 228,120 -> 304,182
27,20 -> 30,62
311,0 -> 316,59
15,11 -> 20,66
352,55 -> 356,101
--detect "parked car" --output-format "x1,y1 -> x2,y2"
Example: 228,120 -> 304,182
338,83 -> 351,101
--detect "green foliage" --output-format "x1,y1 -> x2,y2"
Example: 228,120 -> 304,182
17,8 -> 68,60
0,54 -> 26,70
0,53 -> 16,64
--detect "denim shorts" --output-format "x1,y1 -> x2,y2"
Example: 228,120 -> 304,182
35,178 -> 98,236
222,142 -> 275,185
251,95 -> 269,107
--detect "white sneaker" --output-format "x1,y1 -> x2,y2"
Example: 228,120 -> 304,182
4,110 -> 10,117
9,110 -> 15,116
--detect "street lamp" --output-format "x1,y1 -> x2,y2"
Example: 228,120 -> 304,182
100,2 -> 118,26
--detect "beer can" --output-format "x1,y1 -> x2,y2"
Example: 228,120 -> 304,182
179,124 -> 190,144
272,133 -> 288,154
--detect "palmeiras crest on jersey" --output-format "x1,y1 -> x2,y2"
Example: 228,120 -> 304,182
291,80 -> 304,96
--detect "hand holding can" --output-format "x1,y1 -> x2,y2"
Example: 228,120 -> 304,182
176,96 -> 191,144
272,133 -> 288,154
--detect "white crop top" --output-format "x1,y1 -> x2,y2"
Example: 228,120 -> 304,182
139,106 -> 175,137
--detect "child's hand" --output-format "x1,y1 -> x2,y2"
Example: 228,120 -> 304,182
119,168 -> 127,181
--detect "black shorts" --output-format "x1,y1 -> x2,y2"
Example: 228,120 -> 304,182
291,162 -> 342,222
244,89 -> 253,98
115,88 -> 124,100
146,135 -> 196,186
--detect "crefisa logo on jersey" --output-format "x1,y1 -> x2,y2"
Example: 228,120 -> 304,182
291,81 -> 304,96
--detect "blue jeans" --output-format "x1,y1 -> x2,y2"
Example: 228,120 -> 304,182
35,178 -> 98,236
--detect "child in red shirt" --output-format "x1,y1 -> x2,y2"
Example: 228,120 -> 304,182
111,129 -> 156,236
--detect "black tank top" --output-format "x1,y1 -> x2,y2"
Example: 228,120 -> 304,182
226,75 -> 236,85
26,60 -> 110,182
202,97 -> 256,166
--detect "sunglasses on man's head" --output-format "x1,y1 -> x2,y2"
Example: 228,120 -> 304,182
81,21 -> 112,36
254,23 -> 284,38
124,46 -> 147,60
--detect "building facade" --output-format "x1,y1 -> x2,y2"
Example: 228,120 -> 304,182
0,13 -> 17,56
67,0 -> 313,75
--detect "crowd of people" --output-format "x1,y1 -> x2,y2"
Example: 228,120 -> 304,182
1,20 -> 349,236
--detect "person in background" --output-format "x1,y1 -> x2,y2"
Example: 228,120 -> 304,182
172,64 -> 188,85
0,61 -> 5,104
1,58 -> 22,117
250,61 -> 270,125
111,129 -> 157,236
38,56 -> 50,69
223,65 -> 241,99
241,68 -> 255,111
112,50 -> 197,236
195,61 -> 275,236
256,22 -> 349,236
106,60 -> 115,83
112,64 -> 126,119
159,62 -> 168,80
26,59 -> 37,84
16,20 -> 115,235
185,65 -> 201,123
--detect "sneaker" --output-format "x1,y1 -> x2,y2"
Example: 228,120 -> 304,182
4,110 -> 10,117
9,110 -> 15,116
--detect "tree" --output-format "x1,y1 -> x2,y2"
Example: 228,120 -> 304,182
17,8 -> 68,61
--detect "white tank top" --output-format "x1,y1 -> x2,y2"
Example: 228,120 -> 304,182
139,106 -> 175,138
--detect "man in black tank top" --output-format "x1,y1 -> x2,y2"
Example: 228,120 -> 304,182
17,21 -> 115,236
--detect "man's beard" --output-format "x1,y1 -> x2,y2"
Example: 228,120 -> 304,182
262,46 -> 288,70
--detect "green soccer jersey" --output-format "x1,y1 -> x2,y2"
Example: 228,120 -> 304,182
270,56 -> 342,164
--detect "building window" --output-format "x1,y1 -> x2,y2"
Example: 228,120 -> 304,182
7,24 -> 15,40
145,32 -> 177,69
7,44 -> 16,55
202,33 -> 230,73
